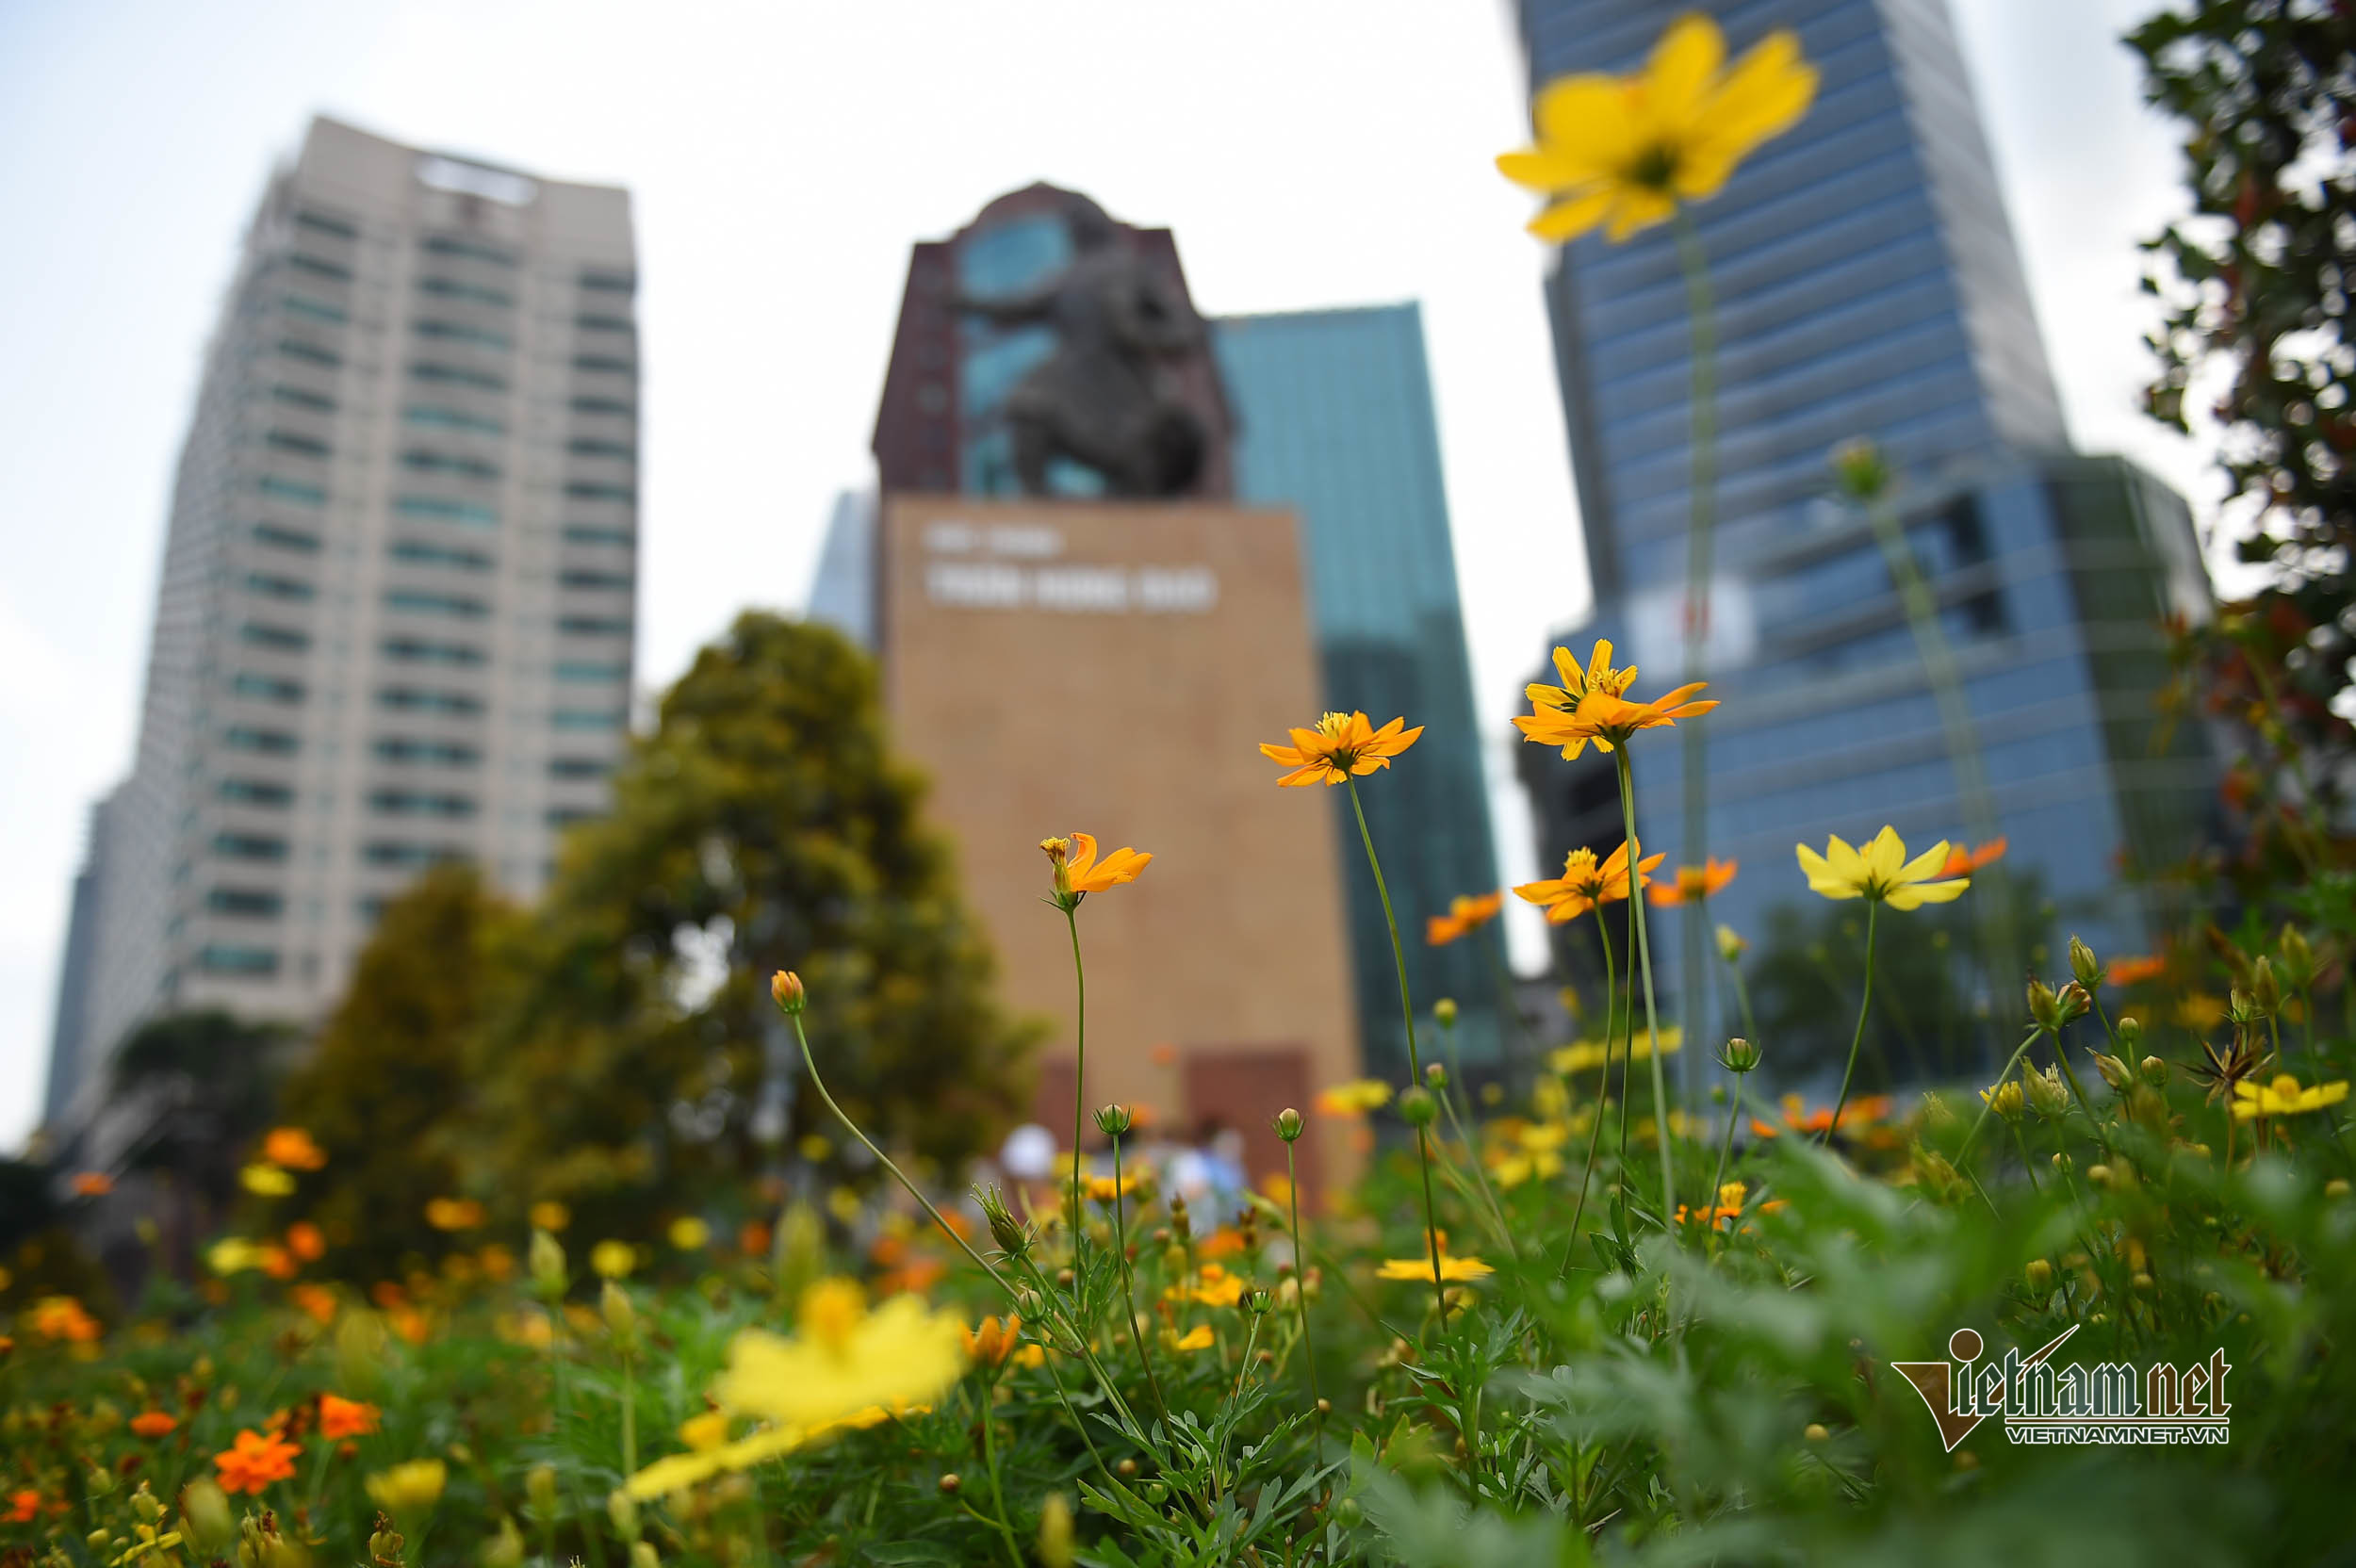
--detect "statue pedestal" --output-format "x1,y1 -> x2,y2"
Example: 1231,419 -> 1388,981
876,494 -> 1363,1204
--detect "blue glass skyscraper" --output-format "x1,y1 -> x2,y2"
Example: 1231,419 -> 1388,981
1512,0 -> 2217,1078
1214,306 -> 1505,1077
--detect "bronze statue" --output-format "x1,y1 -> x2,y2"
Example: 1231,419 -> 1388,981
954,199 -> 1211,498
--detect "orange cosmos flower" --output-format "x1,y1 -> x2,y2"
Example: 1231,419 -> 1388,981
29,1297 -> 101,1343
262,1128 -> 328,1170
1259,710 -> 1423,787
1748,1092 -> 1892,1139
1426,891 -> 1505,946
1516,641 -> 1639,760
213,1429 -> 301,1494
1039,832 -> 1152,909
71,1171 -> 113,1198
1645,857 -> 1737,907
1514,841 -> 1664,924
285,1221 -> 326,1262
961,1315 -> 1023,1368
319,1394 -> 381,1440
1516,642 -> 1717,757
128,1411 -> 179,1439
1940,838 -> 2007,876
2106,954 -> 2168,987
289,1283 -> 338,1325
7,1492 -> 39,1523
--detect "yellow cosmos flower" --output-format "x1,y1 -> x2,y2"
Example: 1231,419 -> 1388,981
2232,1074 -> 2350,1120
713,1279 -> 966,1432
238,1164 -> 295,1198
1646,857 -> 1738,907
1039,832 -> 1153,908
1315,1078 -> 1393,1118
1169,1324 -> 1215,1353
1795,826 -> 1970,910
205,1238 -> 266,1275
1549,1025 -> 1681,1075
590,1240 -> 637,1280
363,1459 -> 446,1520
1517,641 -> 1639,760
1425,891 -> 1504,946
1376,1250 -> 1494,1284
1515,841 -> 1664,924
1183,1264 -> 1246,1309
668,1217 -> 712,1250
962,1315 -> 1023,1369
1260,710 -> 1423,787
1497,12 -> 1817,242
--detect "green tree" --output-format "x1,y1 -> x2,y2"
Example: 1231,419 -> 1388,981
276,863 -> 519,1281
464,612 -> 1033,1238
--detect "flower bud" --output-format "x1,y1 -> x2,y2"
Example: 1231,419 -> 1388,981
2024,1066 -> 2070,1119
1038,1493 -> 1074,1568
2026,977 -> 2059,1031
525,1464 -> 558,1519
630,1544 -> 659,1568
2024,1259 -> 2053,1291
2068,936 -> 2100,990
1424,1062 -> 1447,1091
937,1473 -> 961,1495
1397,1086 -> 1437,1128
483,1517 -> 525,1568
2117,1015 -> 2142,1050
1272,1107 -> 1303,1143
975,1185 -> 1030,1259
770,970 -> 806,1015
529,1229 -> 565,1297
2250,957 -> 2280,1017
2086,1163 -> 2115,1189
1243,1287 -> 1274,1316
2139,1055 -> 2168,1086
2052,1152 -> 2073,1174
1718,1037 -> 1759,1074
180,1479 -> 235,1553
1979,1079 -> 2023,1121
1333,1496 -> 1363,1527
2055,982 -> 2092,1025
2279,923 -> 2314,987
2092,1052 -> 2131,1092
2228,989 -> 2261,1029
1433,998 -> 1458,1027
599,1280 -> 635,1341
1829,436 -> 1890,502
1093,1103 -> 1133,1139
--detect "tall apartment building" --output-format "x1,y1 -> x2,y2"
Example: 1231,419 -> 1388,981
44,117 -> 638,1136
1511,1 -> 2216,1061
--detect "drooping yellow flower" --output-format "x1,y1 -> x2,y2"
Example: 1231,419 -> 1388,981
1040,832 -> 1153,908
713,1280 -> 966,1432
1315,1078 -> 1393,1118
1515,841 -> 1664,924
1260,710 -> 1423,787
1645,857 -> 1738,907
1795,827 -> 1970,910
2232,1074 -> 2350,1120
1497,13 -> 1817,243
1425,891 -> 1504,946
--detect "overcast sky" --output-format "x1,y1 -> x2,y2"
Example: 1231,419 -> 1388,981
0,0 -> 2205,1151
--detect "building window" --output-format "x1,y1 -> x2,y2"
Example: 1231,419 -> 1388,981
563,482 -> 634,502
552,708 -> 626,731
378,687 -> 483,716
265,430 -> 331,459
218,778 -> 294,808
257,475 -> 326,506
401,449 -> 501,481
240,623 -> 310,652
277,338 -> 341,368
381,636 -> 484,667
197,944 -> 280,975
572,354 -> 635,374
393,495 -> 498,527
245,572 -> 315,601
270,384 -> 337,414
421,235 -> 516,268
363,841 -> 466,868
548,757 -> 610,780
294,210 -> 359,239
251,524 -> 319,552
205,888 -> 284,918
368,789 -> 477,819
212,832 -> 288,861
404,404 -> 504,436
287,253 -> 352,283
389,540 -> 494,571
373,737 -> 480,766
222,727 -> 299,755
283,294 -> 348,325
559,570 -> 630,591
565,438 -> 633,459
556,616 -> 631,637
553,660 -> 628,682
230,673 -> 304,704
575,314 -> 633,333
562,525 -> 633,547
546,807 -> 598,828
410,361 -> 508,393
569,395 -> 634,416
414,318 -> 512,351
578,270 -> 635,293
417,276 -> 515,308
384,589 -> 488,619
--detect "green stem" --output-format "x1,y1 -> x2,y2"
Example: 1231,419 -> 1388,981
1824,901 -> 1881,1148
788,1008 -> 1018,1297
1109,1132 -> 1170,1419
1673,210 -> 1720,1125
1559,905 -> 1621,1275
619,1347 -> 636,1478
1064,905 -> 1089,1290
1706,1073 -> 1741,1244
1345,776 -> 1448,1330
1284,1140 -> 1325,1443
1614,749 -> 1677,1225
976,1382 -> 1025,1568
1961,1029 -> 2044,1164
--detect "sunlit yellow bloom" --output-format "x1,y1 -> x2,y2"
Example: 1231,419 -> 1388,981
363,1459 -> 446,1519
713,1280 -> 966,1432
1260,710 -> 1423,787
668,1217 -> 711,1250
1515,841 -> 1664,925
1795,826 -> 1970,910
1646,857 -> 1737,907
423,1197 -> 485,1231
1040,832 -> 1153,907
679,1411 -> 731,1452
239,1164 -> 295,1198
2232,1074 -> 2350,1120
591,1240 -> 637,1280
1550,1026 -> 1682,1075
1516,643 -> 1718,755
261,1127 -> 328,1170
1497,12 -> 1817,242
1169,1324 -> 1215,1352
1315,1078 -> 1393,1118
1185,1264 -> 1246,1309
624,1425 -> 807,1500
1084,1173 -> 1134,1205
1376,1249 -> 1494,1283
1425,891 -> 1504,946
